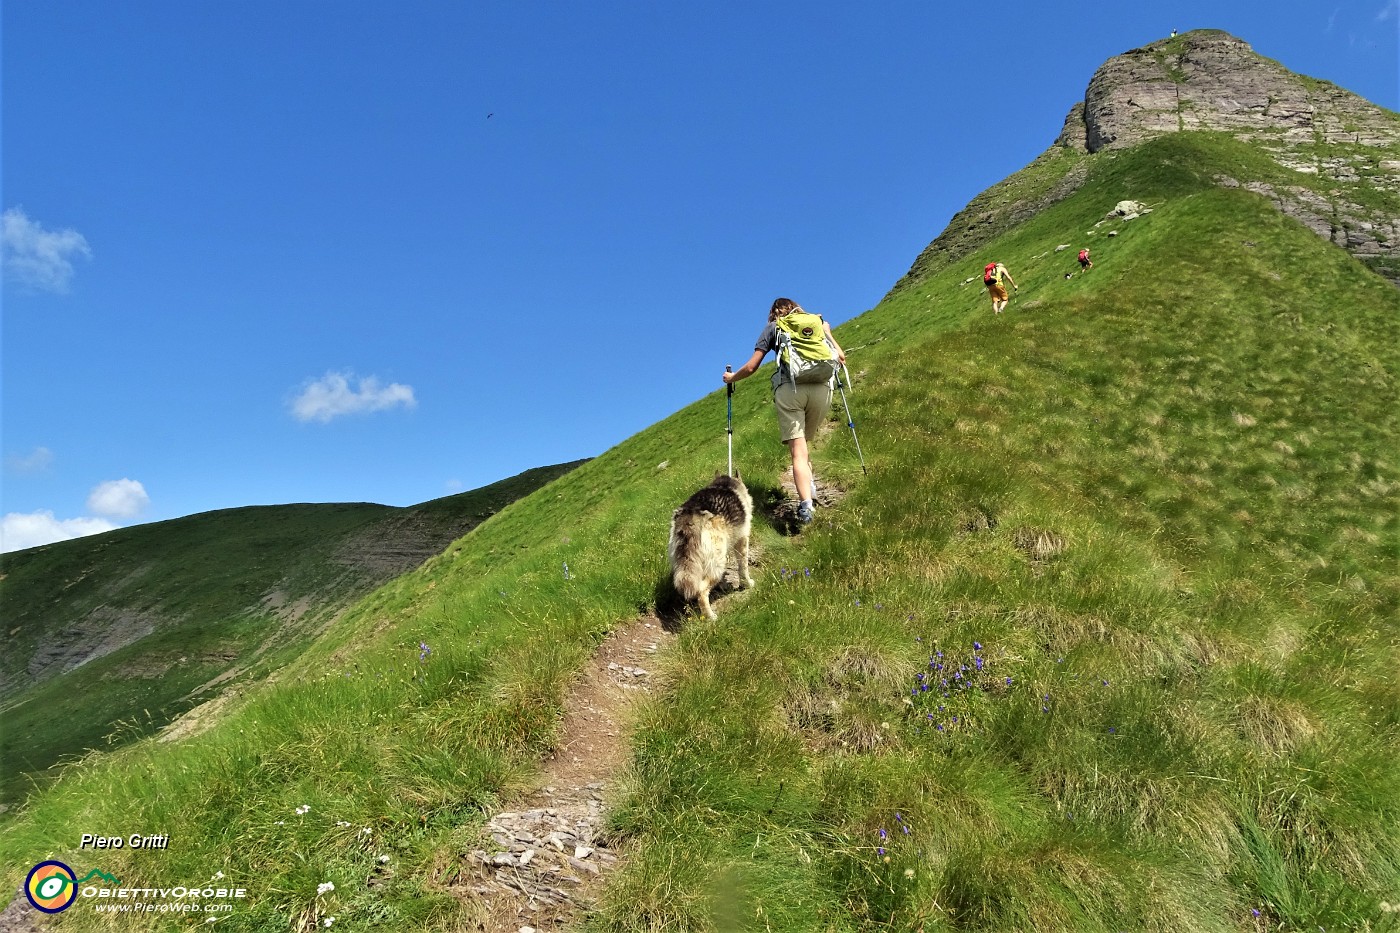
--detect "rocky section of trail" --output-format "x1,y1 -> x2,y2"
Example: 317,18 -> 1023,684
0,889 -> 47,933
445,616 -> 677,933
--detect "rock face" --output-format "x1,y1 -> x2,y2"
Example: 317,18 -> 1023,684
893,29 -> 1400,289
1069,32 -> 1398,153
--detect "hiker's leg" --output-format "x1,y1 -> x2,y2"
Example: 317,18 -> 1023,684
803,383 -> 832,503
788,436 -> 815,504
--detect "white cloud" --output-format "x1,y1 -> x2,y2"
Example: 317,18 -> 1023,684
86,478 -> 151,519
5,446 -> 55,474
289,372 -> 417,424
3,206 -> 92,293
1378,0 -> 1399,21
1,511 -> 117,553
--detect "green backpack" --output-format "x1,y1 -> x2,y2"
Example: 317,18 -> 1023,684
773,311 -> 837,387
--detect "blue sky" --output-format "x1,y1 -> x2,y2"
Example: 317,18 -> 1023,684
3,1 -> 1397,552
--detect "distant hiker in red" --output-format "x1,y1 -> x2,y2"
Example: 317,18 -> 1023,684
984,262 -> 1018,314
1077,248 -> 1093,273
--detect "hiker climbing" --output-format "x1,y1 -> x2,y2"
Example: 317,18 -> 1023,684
723,298 -> 846,525
984,261 -> 1018,314
1077,248 -> 1093,273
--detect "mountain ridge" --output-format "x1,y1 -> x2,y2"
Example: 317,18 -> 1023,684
0,459 -> 585,808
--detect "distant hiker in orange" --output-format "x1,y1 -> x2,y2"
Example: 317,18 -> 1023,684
983,262 -> 1018,314
1077,248 -> 1093,273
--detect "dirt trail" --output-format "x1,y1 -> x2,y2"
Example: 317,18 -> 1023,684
442,614 -> 679,933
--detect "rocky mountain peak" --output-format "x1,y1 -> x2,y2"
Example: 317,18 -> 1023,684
1061,30 -> 1399,154
893,29 -> 1400,291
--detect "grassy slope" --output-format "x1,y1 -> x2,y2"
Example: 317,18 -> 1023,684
1,134 -> 1396,932
0,461 -> 582,809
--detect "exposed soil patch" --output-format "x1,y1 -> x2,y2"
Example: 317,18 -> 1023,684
441,615 -> 678,932
764,466 -> 849,536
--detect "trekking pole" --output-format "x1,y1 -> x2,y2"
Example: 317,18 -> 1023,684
725,365 -> 734,477
835,372 -> 867,475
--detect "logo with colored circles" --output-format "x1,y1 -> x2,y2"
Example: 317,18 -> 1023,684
25,861 -> 79,913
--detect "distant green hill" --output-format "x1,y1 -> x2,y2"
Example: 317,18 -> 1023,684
1,30 -> 1396,933
0,460 -> 583,808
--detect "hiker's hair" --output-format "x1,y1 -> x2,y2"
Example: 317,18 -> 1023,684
769,297 -> 803,321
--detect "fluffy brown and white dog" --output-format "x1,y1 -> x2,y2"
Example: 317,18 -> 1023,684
667,473 -> 755,620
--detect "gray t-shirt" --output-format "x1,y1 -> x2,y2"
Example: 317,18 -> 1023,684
754,322 -> 778,356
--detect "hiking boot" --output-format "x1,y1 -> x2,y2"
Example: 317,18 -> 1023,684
796,501 -> 815,524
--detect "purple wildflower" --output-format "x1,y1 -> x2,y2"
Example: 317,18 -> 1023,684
973,641 -> 983,651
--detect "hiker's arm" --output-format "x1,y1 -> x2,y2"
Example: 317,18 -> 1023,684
823,321 -> 847,365
1005,270 -> 1018,289
723,349 -> 767,384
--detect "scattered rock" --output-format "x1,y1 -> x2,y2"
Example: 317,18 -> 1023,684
1109,200 -> 1148,217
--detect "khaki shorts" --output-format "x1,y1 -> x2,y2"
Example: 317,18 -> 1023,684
773,379 -> 832,443
987,282 -> 1009,301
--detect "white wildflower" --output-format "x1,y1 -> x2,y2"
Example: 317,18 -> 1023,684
316,881 -> 335,896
